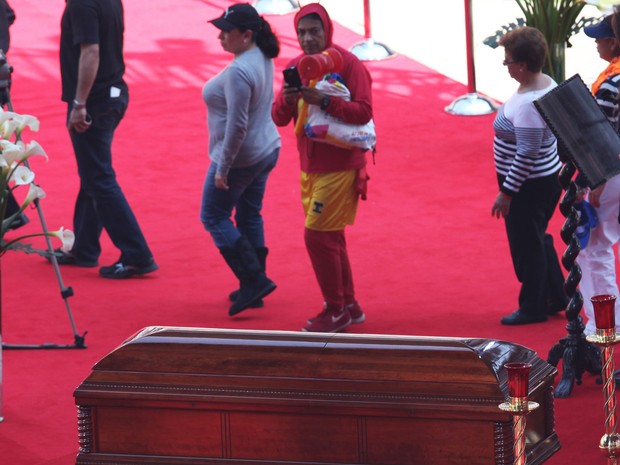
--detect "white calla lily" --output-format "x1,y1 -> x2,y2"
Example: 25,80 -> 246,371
10,165 -> 34,185
22,140 -> 48,161
0,139 -> 18,150
0,120 -> 20,139
14,114 -> 40,135
0,140 -> 23,165
49,227 -> 75,252
0,111 -> 18,126
0,115 -> 41,139
0,139 -> 48,165
22,183 -> 46,207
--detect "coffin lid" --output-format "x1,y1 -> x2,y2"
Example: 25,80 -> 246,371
75,326 -> 556,404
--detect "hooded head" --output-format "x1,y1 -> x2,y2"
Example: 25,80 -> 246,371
294,3 -> 333,54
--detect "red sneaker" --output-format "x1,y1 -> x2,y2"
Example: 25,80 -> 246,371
346,301 -> 366,324
307,301 -> 365,325
306,302 -> 328,325
302,304 -> 352,333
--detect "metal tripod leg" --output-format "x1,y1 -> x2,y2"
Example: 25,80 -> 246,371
1,89 -> 87,350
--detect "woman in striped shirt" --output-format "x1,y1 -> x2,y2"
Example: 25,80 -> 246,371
491,26 -> 567,326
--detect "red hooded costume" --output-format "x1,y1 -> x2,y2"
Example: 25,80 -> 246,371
271,3 -> 373,174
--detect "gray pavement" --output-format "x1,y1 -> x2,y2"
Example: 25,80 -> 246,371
320,0 -> 609,103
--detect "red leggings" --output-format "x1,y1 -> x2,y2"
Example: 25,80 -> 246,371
304,228 -> 355,307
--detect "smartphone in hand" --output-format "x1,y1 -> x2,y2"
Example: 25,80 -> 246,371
282,66 -> 302,90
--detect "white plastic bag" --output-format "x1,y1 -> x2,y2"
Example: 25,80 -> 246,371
304,78 -> 376,151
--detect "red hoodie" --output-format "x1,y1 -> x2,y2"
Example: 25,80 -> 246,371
271,3 -> 373,173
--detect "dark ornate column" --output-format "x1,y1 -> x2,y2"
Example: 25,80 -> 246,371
547,161 -> 602,397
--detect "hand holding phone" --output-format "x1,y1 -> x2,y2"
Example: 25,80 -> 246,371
283,66 -> 302,90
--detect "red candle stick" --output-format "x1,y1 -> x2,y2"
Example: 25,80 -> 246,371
505,362 -> 531,399
592,295 -> 617,331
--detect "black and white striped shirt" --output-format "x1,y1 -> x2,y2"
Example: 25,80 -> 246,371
493,81 -> 562,195
594,73 -> 620,127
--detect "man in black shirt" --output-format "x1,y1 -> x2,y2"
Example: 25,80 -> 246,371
58,0 -> 157,278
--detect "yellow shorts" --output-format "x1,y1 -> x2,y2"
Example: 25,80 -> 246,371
301,170 -> 359,231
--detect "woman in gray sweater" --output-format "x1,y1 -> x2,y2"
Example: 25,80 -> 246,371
201,3 -> 281,316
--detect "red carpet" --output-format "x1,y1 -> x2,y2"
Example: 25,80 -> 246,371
0,1 -> 606,464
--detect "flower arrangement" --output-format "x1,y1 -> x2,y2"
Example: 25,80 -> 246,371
484,0 -> 598,82
0,110 -> 73,256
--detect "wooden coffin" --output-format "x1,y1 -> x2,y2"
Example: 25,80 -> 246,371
74,327 -> 560,465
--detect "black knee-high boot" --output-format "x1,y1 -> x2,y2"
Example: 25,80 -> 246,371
228,247 -> 268,308
220,237 -> 275,316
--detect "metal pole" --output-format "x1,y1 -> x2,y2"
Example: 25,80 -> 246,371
464,0 -> 476,94
363,0 -> 371,39
445,0 -> 497,116
350,0 -> 395,61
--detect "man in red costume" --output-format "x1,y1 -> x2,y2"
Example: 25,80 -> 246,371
272,3 -> 373,332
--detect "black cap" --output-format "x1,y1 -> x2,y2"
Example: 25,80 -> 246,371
209,3 -> 261,32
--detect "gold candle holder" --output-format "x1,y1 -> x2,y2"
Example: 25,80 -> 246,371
499,362 -> 539,465
587,294 -> 620,464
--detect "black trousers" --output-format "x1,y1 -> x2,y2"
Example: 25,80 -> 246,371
500,172 -> 567,316
67,92 -> 153,265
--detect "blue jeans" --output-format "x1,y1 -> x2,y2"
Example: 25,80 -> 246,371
201,149 -> 279,249
67,92 -> 153,265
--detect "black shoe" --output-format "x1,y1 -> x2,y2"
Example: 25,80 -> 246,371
8,213 -> 29,231
228,289 -> 264,308
501,309 -> 548,325
99,258 -> 158,279
49,248 -> 99,267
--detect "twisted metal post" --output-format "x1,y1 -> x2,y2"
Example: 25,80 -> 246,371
587,314 -> 620,464
602,344 -> 618,441
513,414 -> 526,465
547,161 -> 602,397
600,342 -> 620,464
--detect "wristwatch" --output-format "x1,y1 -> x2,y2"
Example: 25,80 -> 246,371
320,95 -> 330,111
72,99 -> 86,110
